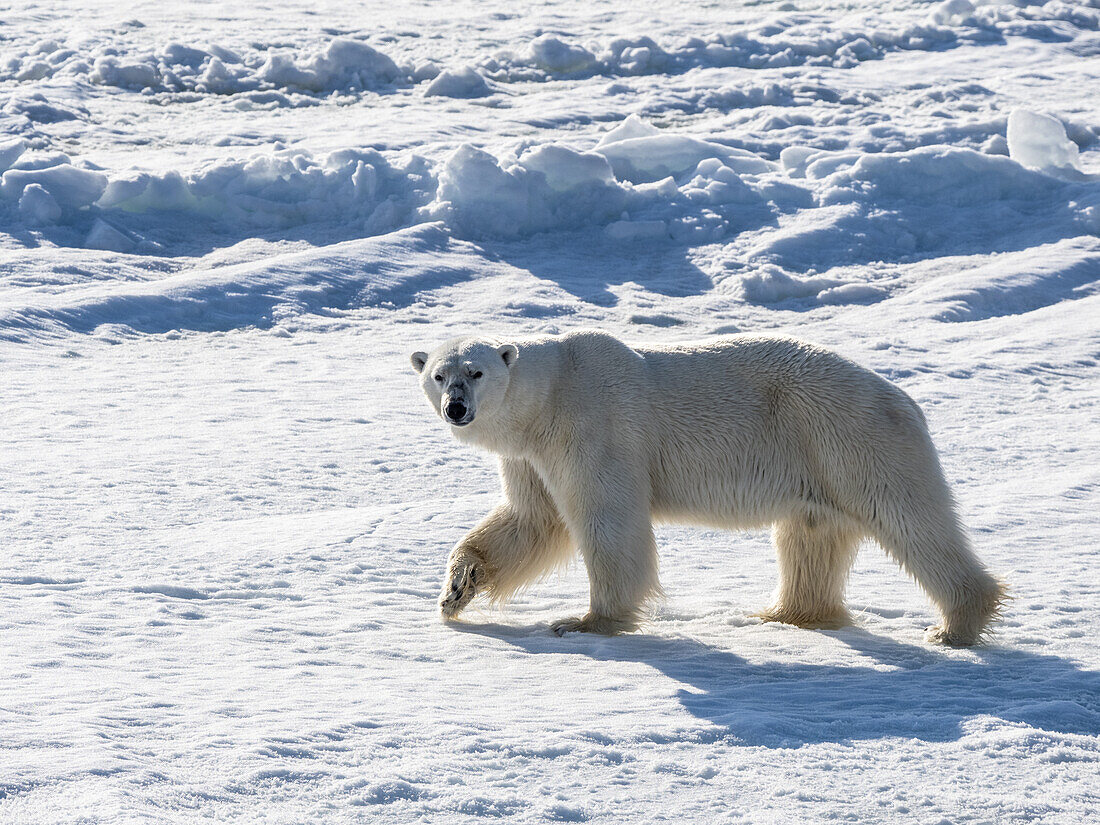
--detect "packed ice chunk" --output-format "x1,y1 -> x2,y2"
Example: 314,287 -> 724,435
15,61 -> 52,81
436,143 -> 627,237
161,43 -> 209,68
738,265 -> 840,303
435,145 -> 531,236
596,115 -> 661,148
681,158 -> 761,204
780,146 -> 822,178
606,37 -> 668,74
603,219 -> 668,241
306,37 -> 403,89
85,219 -> 135,252
930,0 -> 975,25
198,58 -> 252,95
18,183 -> 61,225
594,134 -> 774,183
519,144 -> 616,191
412,62 -> 442,82
1,164 -> 108,209
90,56 -> 162,90
1007,109 -> 1081,175
0,139 -> 27,174
258,38 -> 402,93
424,67 -> 491,98
92,148 -> 431,230
526,35 -> 597,74
99,171 -> 198,212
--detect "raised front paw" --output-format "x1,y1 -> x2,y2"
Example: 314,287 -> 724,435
439,555 -> 483,620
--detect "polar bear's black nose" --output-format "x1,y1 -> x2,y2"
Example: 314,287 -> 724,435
445,400 -> 468,422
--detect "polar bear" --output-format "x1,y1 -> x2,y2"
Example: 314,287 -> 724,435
411,330 -> 1004,646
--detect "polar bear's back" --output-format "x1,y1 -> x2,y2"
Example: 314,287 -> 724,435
574,333 -> 936,527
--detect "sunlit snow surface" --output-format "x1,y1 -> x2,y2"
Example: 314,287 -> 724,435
2,0 -> 1099,822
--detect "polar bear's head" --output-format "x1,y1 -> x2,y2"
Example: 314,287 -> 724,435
411,338 -> 519,429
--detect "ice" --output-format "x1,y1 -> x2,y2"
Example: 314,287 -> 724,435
7,35 -> 409,96
525,35 -> 598,75
519,144 -> 617,191
257,38 -> 404,93
84,218 -> 134,252
1,163 -> 107,210
1007,109 -> 1083,175
603,218 -> 669,241
594,134 -> 775,183
433,144 -> 628,238
96,147 -> 433,231
17,182 -> 61,225
90,56 -> 162,90
596,113 -> 661,147
0,138 -> 27,173
930,0 -> 976,26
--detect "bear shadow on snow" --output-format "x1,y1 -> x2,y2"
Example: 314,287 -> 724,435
452,621 -> 1100,747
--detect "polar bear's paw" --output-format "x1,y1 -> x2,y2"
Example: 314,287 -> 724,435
439,557 -> 483,620
550,613 -> 637,636
924,625 -> 976,647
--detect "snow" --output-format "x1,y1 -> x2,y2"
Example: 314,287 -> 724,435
2,0 -> 1099,822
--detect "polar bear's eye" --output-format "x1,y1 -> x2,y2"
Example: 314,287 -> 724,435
433,374 -> 443,383
471,371 -> 483,379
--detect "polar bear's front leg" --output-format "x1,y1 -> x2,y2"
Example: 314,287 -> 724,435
551,465 -> 662,636
439,550 -> 484,619
439,460 -> 572,622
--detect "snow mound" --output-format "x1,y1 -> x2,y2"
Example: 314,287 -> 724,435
18,182 -> 61,225
424,66 -> 492,98
256,38 -> 403,94
822,146 -> 1061,205
97,147 -> 434,232
431,121 -> 775,240
474,2 -> 1100,82
929,0 -> 976,26
596,114 -> 661,147
0,115 -> 784,246
737,265 -> 841,303
754,141 -> 1100,271
433,144 -> 628,238
525,35 -> 599,75
0,224 -> 462,339
1007,109 -> 1082,176
6,37 -> 410,97
897,237 -> 1100,322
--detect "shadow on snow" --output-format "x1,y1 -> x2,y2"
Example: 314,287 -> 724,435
453,620 -> 1100,748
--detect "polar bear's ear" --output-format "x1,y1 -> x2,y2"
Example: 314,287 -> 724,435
497,344 -> 518,367
410,351 -> 428,373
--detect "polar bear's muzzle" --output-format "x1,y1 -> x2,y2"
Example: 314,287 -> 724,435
443,394 -> 473,426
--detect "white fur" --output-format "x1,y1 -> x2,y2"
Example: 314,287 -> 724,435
412,331 -> 1005,644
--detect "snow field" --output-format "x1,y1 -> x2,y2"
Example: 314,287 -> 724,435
2,0 -> 1099,822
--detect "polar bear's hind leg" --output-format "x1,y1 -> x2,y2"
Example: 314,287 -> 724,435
866,457 -> 1005,646
759,512 -> 861,630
